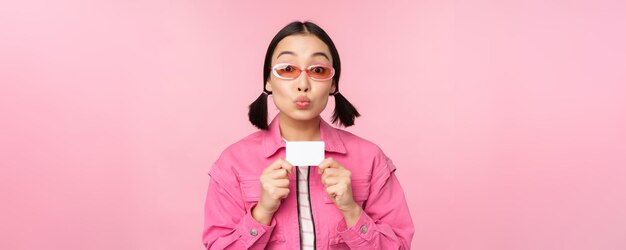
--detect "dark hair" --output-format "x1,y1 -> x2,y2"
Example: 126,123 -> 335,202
248,21 -> 360,130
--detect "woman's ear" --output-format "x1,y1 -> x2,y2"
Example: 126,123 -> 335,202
265,81 -> 272,92
330,81 -> 337,94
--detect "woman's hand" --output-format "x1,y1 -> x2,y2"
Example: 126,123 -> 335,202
252,159 -> 293,225
319,158 -> 362,227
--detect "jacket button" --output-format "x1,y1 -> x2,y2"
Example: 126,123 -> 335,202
250,229 -> 258,236
360,225 -> 367,234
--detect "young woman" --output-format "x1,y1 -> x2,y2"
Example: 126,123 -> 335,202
203,21 -> 414,249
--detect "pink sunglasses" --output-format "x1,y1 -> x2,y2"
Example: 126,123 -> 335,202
271,63 -> 335,81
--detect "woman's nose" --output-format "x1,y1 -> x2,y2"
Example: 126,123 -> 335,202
296,71 -> 310,92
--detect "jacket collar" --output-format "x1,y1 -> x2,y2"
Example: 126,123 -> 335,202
261,114 -> 347,158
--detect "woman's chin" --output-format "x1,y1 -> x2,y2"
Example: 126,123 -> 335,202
282,109 -> 321,121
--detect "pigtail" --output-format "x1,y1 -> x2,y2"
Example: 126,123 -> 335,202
248,92 -> 269,130
331,92 -> 360,127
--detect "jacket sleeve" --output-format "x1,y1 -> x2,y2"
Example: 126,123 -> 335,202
336,151 -> 415,249
202,160 -> 276,249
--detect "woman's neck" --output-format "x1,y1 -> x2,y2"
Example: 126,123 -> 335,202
278,113 -> 321,141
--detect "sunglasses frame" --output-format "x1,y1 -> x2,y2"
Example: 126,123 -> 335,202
271,63 -> 335,81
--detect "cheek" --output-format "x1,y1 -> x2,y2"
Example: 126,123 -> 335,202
269,83 -> 292,108
276,84 -> 290,93
268,80 -> 289,96
314,95 -> 330,110
315,83 -> 333,98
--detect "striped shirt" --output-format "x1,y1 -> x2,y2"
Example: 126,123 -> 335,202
297,166 -> 316,249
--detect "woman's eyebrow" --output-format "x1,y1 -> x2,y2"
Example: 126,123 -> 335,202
276,51 -> 296,59
311,52 -> 330,61
276,51 -> 330,61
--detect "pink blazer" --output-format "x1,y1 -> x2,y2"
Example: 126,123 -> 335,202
202,115 -> 414,249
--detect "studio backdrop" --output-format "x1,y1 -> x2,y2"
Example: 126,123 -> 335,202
1,0 -> 625,249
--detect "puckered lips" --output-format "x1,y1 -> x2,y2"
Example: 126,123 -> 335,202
294,96 -> 311,109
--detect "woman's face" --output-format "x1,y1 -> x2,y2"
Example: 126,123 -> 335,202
266,34 -> 337,122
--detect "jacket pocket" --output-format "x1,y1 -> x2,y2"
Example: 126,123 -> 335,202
323,177 -> 371,204
239,175 -> 261,203
328,236 -> 350,249
266,231 -> 286,248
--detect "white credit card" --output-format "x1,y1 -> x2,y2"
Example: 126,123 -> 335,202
286,141 -> 325,166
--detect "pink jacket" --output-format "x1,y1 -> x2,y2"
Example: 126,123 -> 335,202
202,115 -> 414,249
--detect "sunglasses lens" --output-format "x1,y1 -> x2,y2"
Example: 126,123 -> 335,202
274,64 -> 301,79
308,66 -> 334,80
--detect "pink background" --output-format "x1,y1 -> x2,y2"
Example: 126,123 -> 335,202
1,0 -> 625,249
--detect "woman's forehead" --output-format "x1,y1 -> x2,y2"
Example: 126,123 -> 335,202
273,34 -> 332,62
